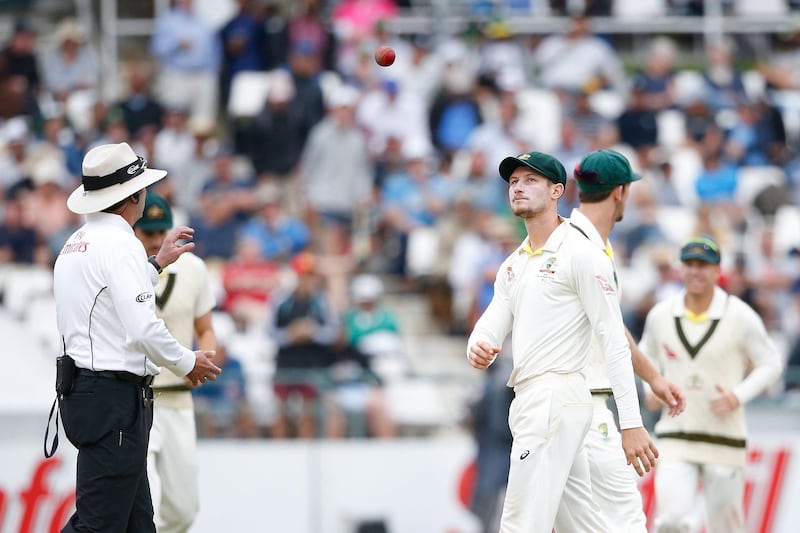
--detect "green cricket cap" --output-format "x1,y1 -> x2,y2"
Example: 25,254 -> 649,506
574,149 -> 641,192
499,151 -> 567,185
135,192 -> 172,231
680,235 -> 721,264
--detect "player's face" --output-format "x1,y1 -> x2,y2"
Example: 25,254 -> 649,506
680,259 -> 719,296
134,228 -> 167,257
507,168 -> 561,219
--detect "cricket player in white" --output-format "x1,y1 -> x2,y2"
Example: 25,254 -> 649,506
640,235 -> 783,532
556,150 -> 686,533
135,193 -> 217,533
467,151 -> 658,533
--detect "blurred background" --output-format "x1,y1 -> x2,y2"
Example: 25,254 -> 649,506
1,0 -> 800,531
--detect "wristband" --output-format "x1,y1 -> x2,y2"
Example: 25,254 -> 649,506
148,255 -> 163,274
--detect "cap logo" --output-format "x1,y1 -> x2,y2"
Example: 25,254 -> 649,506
127,163 -> 141,175
517,153 -> 530,160
146,204 -> 164,220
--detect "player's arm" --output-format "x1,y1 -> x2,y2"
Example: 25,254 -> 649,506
467,266 -> 513,370
711,304 -> 783,416
627,328 -> 685,417
194,311 -> 217,352
573,251 -> 657,476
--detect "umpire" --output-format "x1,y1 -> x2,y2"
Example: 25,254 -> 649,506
53,142 -> 221,532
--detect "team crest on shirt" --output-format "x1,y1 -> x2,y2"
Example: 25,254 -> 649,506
594,274 -> 616,294
688,374 -> 704,390
537,256 -> 559,280
598,422 -> 609,439
506,266 -> 515,282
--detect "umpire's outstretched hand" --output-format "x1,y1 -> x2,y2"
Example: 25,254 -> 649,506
154,226 -> 196,269
186,350 -> 222,387
621,427 -> 659,477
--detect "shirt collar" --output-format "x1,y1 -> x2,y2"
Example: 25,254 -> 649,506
569,208 -> 606,252
672,286 -> 728,320
518,217 -> 570,256
86,212 -> 135,235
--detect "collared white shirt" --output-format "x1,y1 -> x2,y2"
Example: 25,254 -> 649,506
53,212 -> 195,377
468,218 -> 643,429
569,208 -> 620,392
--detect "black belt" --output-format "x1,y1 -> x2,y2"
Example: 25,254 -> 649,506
75,368 -> 154,387
153,384 -> 192,393
590,388 -> 613,397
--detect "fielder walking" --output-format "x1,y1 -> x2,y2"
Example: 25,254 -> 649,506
53,142 -> 220,532
556,149 -> 686,532
467,151 -> 658,533
640,235 -> 783,532
134,193 -> 217,533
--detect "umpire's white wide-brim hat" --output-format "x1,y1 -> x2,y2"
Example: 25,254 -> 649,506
67,142 -> 167,214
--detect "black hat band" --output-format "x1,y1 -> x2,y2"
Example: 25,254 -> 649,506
82,157 -> 146,191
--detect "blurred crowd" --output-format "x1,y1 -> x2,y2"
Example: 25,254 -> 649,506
2,0 -> 800,440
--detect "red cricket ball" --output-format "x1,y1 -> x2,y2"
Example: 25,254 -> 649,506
374,45 -> 396,67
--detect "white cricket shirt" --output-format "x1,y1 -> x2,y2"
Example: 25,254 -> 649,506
640,287 -> 782,466
468,219 -> 643,429
569,208 -> 619,393
53,213 -> 196,377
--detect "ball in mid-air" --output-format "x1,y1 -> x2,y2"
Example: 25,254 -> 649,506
374,45 -> 396,67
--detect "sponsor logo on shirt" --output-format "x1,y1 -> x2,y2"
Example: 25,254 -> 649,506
136,292 -> 153,303
506,266 -> 515,283
594,274 -> 616,293
663,344 -> 678,360
520,449 -> 530,460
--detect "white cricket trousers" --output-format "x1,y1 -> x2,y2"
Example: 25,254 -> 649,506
500,372 -> 610,533
556,395 -> 647,533
147,405 -> 199,533
654,458 -> 745,533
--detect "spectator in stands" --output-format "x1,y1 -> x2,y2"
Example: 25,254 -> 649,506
150,0 -> 221,125
332,0 -> 398,79
26,157 -> 72,261
532,13 -> 624,94
701,37 -> 747,113
450,150 -> 507,214
270,251 -> 346,438
219,0 -> 265,108
221,236 -> 284,329
466,90 -> 528,181
429,64 -> 482,155
281,0 -> 337,73
0,19 -> 40,118
240,69 -> 307,213
0,188 -> 39,264
300,84 -> 372,256
239,183 -> 311,261
695,148 -> 738,205
379,138 -> 449,277
617,78 -> 659,166
191,148 -> 256,260
115,63 -> 164,139
568,88 -> 612,145
38,111 -> 83,179
0,117 -> 32,192
632,37 -> 678,112
41,18 -> 98,102
152,106 -> 197,210
285,40 -> 327,133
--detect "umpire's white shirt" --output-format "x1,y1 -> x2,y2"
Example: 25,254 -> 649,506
54,212 -> 196,377
468,219 -> 643,429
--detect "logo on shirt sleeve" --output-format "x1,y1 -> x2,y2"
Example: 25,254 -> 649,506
594,274 -> 616,294
506,266 -> 515,283
136,292 -> 153,303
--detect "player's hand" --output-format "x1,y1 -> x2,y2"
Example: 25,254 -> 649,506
649,375 -> 686,417
621,427 -> 659,477
467,341 -> 499,370
186,350 -> 222,387
710,384 -> 739,417
155,226 -> 196,268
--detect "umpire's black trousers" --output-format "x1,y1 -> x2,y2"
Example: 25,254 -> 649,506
60,370 -> 156,533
